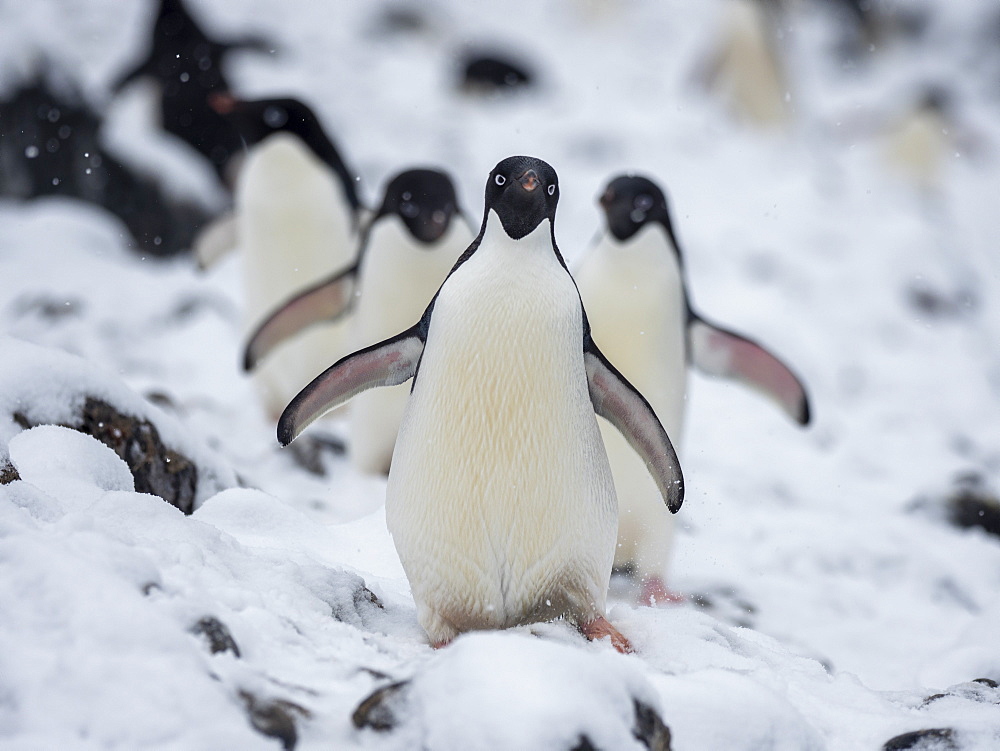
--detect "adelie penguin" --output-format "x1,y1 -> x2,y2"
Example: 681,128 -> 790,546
277,156 -> 684,653
198,94 -> 362,418
575,174 -> 810,605
112,0 -> 273,181
243,168 -> 473,472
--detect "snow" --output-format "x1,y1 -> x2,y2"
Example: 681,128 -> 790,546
2,0 -> 1000,749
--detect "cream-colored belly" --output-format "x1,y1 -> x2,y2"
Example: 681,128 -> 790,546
576,226 -> 688,578
238,134 -> 356,416
349,217 -> 470,474
385,217 -> 617,642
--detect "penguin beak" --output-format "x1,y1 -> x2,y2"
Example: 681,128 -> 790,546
518,169 -> 539,192
208,91 -> 239,115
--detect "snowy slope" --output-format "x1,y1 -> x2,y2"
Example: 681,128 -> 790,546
2,0 -> 1000,748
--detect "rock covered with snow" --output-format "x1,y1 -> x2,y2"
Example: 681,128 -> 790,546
352,631 -> 671,751
0,336 -> 236,511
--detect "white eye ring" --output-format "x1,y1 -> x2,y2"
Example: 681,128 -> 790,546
547,184 -> 556,195
495,174 -> 506,186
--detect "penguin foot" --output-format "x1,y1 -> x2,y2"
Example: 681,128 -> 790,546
640,576 -> 684,607
579,616 -> 633,654
431,639 -> 452,649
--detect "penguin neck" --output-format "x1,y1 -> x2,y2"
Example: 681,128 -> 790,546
482,211 -> 558,260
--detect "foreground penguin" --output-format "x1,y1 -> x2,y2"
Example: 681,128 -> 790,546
576,174 -> 810,604
243,169 -> 473,472
278,156 -> 684,652
202,95 -> 362,417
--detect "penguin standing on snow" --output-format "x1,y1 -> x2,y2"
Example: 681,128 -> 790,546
575,174 -> 810,605
200,94 -> 362,418
277,156 -> 684,653
243,168 -> 473,472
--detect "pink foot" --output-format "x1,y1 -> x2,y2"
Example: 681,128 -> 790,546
431,639 -> 452,650
579,616 -> 633,654
640,576 -> 684,607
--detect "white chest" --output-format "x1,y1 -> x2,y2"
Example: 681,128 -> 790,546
385,216 -> 617,638
354,216 -> 470,344
576,225 -> 688,434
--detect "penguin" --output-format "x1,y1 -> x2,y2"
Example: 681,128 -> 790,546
276,156 -> 684,653
202,94 -> 362,418
881,86 -> 954,193
242,168 -> 473,473
575,174 -> 810,605
111,0 -> 273,181
697,0 -> 791,128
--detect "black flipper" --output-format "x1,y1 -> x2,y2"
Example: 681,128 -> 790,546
584,341 -> 685,513
243,265 -> 358,372
277,329 -> 425,446
688,314 -> 810,426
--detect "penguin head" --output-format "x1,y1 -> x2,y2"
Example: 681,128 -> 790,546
209,93 -> 322,148
484,156 -> 559,240
209,93 -> 360,211
598,175 -> 671,242
377,169 -> 460,244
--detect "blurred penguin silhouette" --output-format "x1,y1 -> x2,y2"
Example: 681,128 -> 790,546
111,0 -> 273,182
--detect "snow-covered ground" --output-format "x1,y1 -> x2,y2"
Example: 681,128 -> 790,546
2,0 -> 1000,748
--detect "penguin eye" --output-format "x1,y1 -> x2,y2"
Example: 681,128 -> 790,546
547,184 -> 556,196
494,174 -> 506,186
634,194 -> 654,211
263,106 -> 288,128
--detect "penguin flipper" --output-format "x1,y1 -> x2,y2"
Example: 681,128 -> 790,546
277,330 -> 425,446
688,315 -> 811,425
194,210 -> 238,271
584,344 -> 685,513
243,266 -> 358,372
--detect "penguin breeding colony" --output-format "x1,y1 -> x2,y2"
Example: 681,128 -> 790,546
1,1 -> 1000,749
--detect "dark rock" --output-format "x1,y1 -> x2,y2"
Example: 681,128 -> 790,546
945,473 -> 1000,538
0,461 -> 20,485
351,674 -> 672,750
573,700 -> 672,751
77,397 -> 199,513
352,680 -> 409,732
883,727 -> 958,750
287,434 -> 346,477
633,699 -> 673,751
906,285 -> 976,320
689,585 -> 757,629
15,396 -> 200,513
240,691 -> 310,751
922,678 -> 1000,706
0,67 -> 213,257
327,572 -> 385,629
9,294 -> 85,322
191,616 -> 241,657
369,5 -> 430,37
459,51 -> 535,93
